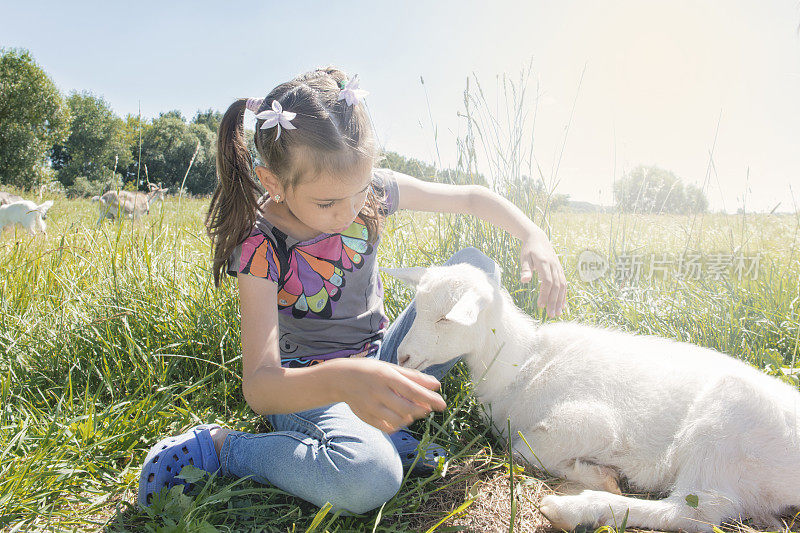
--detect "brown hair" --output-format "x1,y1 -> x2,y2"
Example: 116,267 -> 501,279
206,67 -> 385,286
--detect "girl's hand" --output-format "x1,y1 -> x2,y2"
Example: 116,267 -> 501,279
520,227 -> 567,317
328,358 -> 446,434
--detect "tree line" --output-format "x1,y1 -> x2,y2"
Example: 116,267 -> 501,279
1,48 -> 220,197
1,47 -> 707,213
613,166 -> 708,214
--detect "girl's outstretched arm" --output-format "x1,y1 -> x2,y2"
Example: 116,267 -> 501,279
393,172 -> 567,317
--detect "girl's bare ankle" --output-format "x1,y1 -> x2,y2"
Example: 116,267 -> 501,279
209,427 -> 231,458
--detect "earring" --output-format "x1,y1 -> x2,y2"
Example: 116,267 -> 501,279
274,194 -> 282,202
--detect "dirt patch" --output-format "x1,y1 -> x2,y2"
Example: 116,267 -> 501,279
398,448 -> 559,532
401,449 -> 800,533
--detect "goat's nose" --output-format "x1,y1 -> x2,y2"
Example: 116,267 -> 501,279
399,354 -> 410,366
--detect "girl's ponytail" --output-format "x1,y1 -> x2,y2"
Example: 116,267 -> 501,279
206,98 -> 261,286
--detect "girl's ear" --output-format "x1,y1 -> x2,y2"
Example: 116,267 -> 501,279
380,267 -> 427,287
444,289 -> 485,327
254,166 -> 282,196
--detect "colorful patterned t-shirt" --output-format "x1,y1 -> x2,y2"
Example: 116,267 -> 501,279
227,168 -> 400,368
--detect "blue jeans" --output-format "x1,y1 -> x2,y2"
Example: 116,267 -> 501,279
218,247 -> 501,514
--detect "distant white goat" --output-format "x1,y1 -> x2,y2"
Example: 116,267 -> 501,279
383,263 -> 800,532
0,191 -> 24,206
96,183 -> 167,226
0,200 -> 54,235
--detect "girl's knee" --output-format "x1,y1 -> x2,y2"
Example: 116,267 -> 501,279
447,246 -> 484,263
325,450 -> 403,514
446,247 -> 500,279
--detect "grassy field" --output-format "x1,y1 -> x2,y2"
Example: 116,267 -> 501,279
0,192 -> 798,532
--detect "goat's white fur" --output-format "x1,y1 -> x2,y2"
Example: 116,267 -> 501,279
0,200 -> 54,235
383,264 -> 800,532
96,184 -> 166,225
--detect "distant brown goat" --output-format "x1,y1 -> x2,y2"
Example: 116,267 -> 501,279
94,183 -> 167,225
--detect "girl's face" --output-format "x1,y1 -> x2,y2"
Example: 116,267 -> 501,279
258,163 -> 373,236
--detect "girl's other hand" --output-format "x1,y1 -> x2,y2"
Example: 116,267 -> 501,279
327,358 -> 447,434
520,228 -> 567,318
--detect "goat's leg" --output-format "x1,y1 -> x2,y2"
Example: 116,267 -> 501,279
97,207 -> 111,226
540,488 -> 737,533
566,459 -> 621,494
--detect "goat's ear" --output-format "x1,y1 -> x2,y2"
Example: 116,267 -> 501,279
380,267 -> 427,287
445,289 -> 485,327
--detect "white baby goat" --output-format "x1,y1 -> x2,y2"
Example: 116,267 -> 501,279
0,200 -> 54,235
383,264 -> 800,532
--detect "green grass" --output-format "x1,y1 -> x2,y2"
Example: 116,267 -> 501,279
0,194 -> 798,532
1,69 -> 798,532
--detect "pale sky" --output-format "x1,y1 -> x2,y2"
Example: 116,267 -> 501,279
2,0 -> 799,212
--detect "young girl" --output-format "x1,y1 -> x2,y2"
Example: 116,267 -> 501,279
138,67 -> 566,514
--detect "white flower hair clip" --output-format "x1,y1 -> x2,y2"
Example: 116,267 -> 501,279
252,99 -> 297,140
337,75 -> 369,106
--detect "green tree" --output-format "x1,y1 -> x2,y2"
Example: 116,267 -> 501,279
685,183 -> 709,214
503,174 -> 570,212
192,109 -> 222,135
0,48 -> 70,188
137,114 -> 187,188
183,123 -> 217,195
160,109 -> 185,121
51,91 -> 132,190
377,150 -> 487,186
378,151 -> 436,180
614,165 -> 708,214
137,113 -> 217,195
121,113 -> 148,185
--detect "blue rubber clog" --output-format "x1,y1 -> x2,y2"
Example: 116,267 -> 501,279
138,424 -> 221,507
389,429 -> 447,475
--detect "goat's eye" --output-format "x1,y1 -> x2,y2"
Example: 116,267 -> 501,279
435,316 -> 449,324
